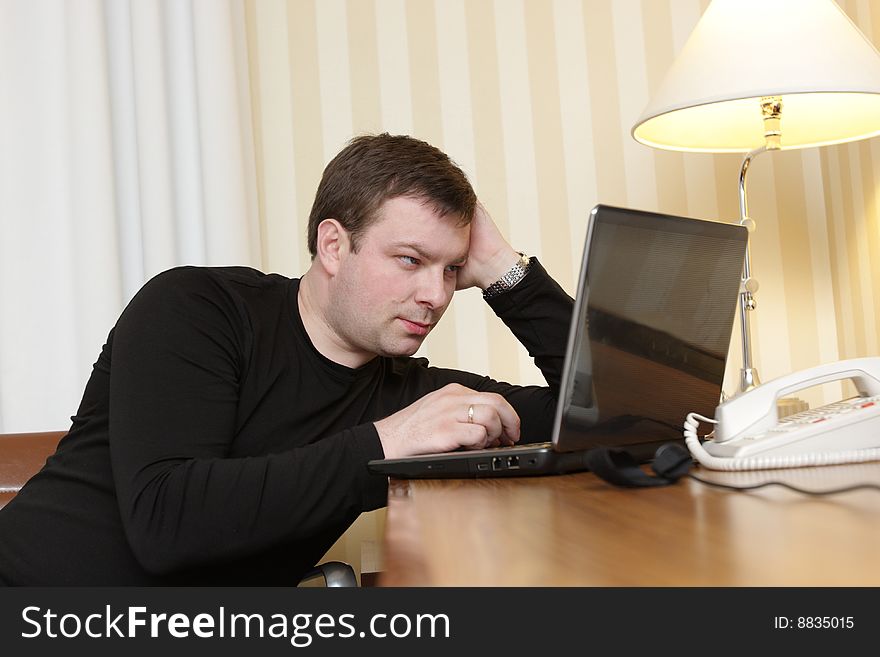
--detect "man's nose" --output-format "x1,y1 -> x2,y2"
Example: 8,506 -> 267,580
415,268 -> 451,308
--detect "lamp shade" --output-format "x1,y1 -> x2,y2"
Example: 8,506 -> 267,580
632,0 -> 880,152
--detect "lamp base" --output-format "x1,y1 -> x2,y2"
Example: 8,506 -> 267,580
739,367 -> 760,392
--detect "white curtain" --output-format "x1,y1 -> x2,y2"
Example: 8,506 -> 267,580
0,0 -> 260,432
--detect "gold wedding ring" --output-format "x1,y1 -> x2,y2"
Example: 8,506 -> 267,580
467,404 -> 475,423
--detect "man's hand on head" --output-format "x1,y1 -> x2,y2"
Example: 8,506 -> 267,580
374,383 -> 521,459
455,202 -> 521,292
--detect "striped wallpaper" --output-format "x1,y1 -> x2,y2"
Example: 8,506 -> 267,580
244,0 -> 880,403
241,0 -> 880,573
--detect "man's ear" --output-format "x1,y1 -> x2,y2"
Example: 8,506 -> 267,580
314,219 -> 350,276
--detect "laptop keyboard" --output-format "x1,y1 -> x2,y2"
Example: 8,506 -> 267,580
486,441 -> 551,452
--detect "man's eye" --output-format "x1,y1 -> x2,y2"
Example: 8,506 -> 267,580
399,256 -> 419,266
445,265 -> 461,275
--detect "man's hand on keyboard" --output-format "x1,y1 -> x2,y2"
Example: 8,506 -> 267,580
374,383 -> 521,459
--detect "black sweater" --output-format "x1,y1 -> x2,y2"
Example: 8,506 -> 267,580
0,262 -> 572,585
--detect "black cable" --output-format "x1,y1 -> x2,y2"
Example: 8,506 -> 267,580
686,473 -> 880,496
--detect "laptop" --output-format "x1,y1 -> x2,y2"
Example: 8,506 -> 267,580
368,204 -> 748,478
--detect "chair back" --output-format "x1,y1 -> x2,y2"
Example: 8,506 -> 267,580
0,431 -> 64,510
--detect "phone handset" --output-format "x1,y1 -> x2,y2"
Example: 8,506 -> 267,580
683,357 -> 880,471
714,358 -> 880,443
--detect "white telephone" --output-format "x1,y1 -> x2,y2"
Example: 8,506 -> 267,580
683,357 -> 880,470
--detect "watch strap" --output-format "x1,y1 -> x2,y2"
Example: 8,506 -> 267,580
482,252 -> 532,299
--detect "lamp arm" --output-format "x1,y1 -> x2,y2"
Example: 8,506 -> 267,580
736,145 -> 769,392
738,145 -> 768,226
733,97 -> 785,393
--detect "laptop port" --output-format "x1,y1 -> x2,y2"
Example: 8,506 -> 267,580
506,456 -> 520,469
476,462 -> 489,471
492,457 -> 505,470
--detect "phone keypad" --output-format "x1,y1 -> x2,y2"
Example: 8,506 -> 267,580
779,395 -> 880,425
744,395 -> 880,442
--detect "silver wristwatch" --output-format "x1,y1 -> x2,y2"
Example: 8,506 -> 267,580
483,252 -> 532,299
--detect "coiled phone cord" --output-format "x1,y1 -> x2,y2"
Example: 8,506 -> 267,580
683,413 -> 880,471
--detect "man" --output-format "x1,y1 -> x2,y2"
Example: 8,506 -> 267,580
0,134 -> 572,585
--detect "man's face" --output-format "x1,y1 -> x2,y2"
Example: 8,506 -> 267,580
326,195 -> 470,362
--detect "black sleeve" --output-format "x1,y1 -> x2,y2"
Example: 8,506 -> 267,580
108,268 -> 387,576
427,259 -> 574,443
484,258 -> 572,393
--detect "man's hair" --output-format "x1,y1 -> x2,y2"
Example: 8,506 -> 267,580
307,133 -> 477,256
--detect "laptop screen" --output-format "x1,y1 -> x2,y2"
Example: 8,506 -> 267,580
551,205 -> 748,457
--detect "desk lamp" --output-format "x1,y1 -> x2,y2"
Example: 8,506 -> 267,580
632,0 -> 880,394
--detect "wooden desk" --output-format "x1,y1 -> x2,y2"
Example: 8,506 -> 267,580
378,462 -> 880,586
